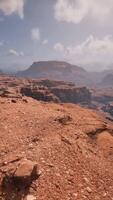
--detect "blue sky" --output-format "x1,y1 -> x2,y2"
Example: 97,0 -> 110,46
0,0 -> 113,72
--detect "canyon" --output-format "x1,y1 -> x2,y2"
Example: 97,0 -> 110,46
0,62 -> 113,199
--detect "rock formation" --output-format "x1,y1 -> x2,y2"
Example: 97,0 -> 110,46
21,79 -> 91,105
17,61 -> 92,86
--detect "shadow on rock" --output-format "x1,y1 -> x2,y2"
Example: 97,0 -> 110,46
1,159 -> 40,200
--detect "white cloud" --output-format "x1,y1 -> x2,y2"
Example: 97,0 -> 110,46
54,42 -> 64,52
0,0 -> 25,19
8,49 -> 24,56
42,39 -> 48,45
54,0 -> 113,24
54,35 -> 113,64
31,28 -> 40,41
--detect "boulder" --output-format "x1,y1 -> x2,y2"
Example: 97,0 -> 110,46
13,159 -> 39,187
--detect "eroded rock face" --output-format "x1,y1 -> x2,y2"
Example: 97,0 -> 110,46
0,76 -> 91,107
0,88 -> 21,99
21,80 -> 91,105
102,103 -> 113,117
21,86 -> 60,103
51,86 -> 91,105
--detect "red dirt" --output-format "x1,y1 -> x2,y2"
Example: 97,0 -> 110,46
0,97 -> 113,200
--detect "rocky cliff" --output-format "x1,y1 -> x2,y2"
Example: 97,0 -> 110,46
21,79 -> 91,105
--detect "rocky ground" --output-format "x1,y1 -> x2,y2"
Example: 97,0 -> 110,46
0,96 -> 113,200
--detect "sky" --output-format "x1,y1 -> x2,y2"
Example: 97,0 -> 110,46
0,0 -> 113,72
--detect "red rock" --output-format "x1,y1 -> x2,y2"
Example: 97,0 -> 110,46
13,159 -> 39,187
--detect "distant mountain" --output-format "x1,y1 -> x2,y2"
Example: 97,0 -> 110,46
100,74 -> 113,87
17,61 -> 93,86
88,68 -> 113,85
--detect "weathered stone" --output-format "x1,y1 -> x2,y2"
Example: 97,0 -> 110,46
55,115 -> 72,125
23,98 -> 28,103
13,159 -> 39,187
26,194 -> 36,200
86,187 -> 92,193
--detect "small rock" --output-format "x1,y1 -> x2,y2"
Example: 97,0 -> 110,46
86,187 -> 92,193
23,98 -> 28,103
47,163 -> 54,168
103,192 -> 107,197
56,115 -> 72,125
83,177 -> 89,183
26,194 -> 36,200
11,99 -> 17,103
3,161 -> 8,166
28,143 -> 33,149
73,193 -> 78,197
0,101 -> 5,104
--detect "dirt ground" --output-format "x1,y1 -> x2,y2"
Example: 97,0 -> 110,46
0,97 -> 113,200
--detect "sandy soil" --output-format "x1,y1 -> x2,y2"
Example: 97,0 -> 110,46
0,97 -> 113,200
